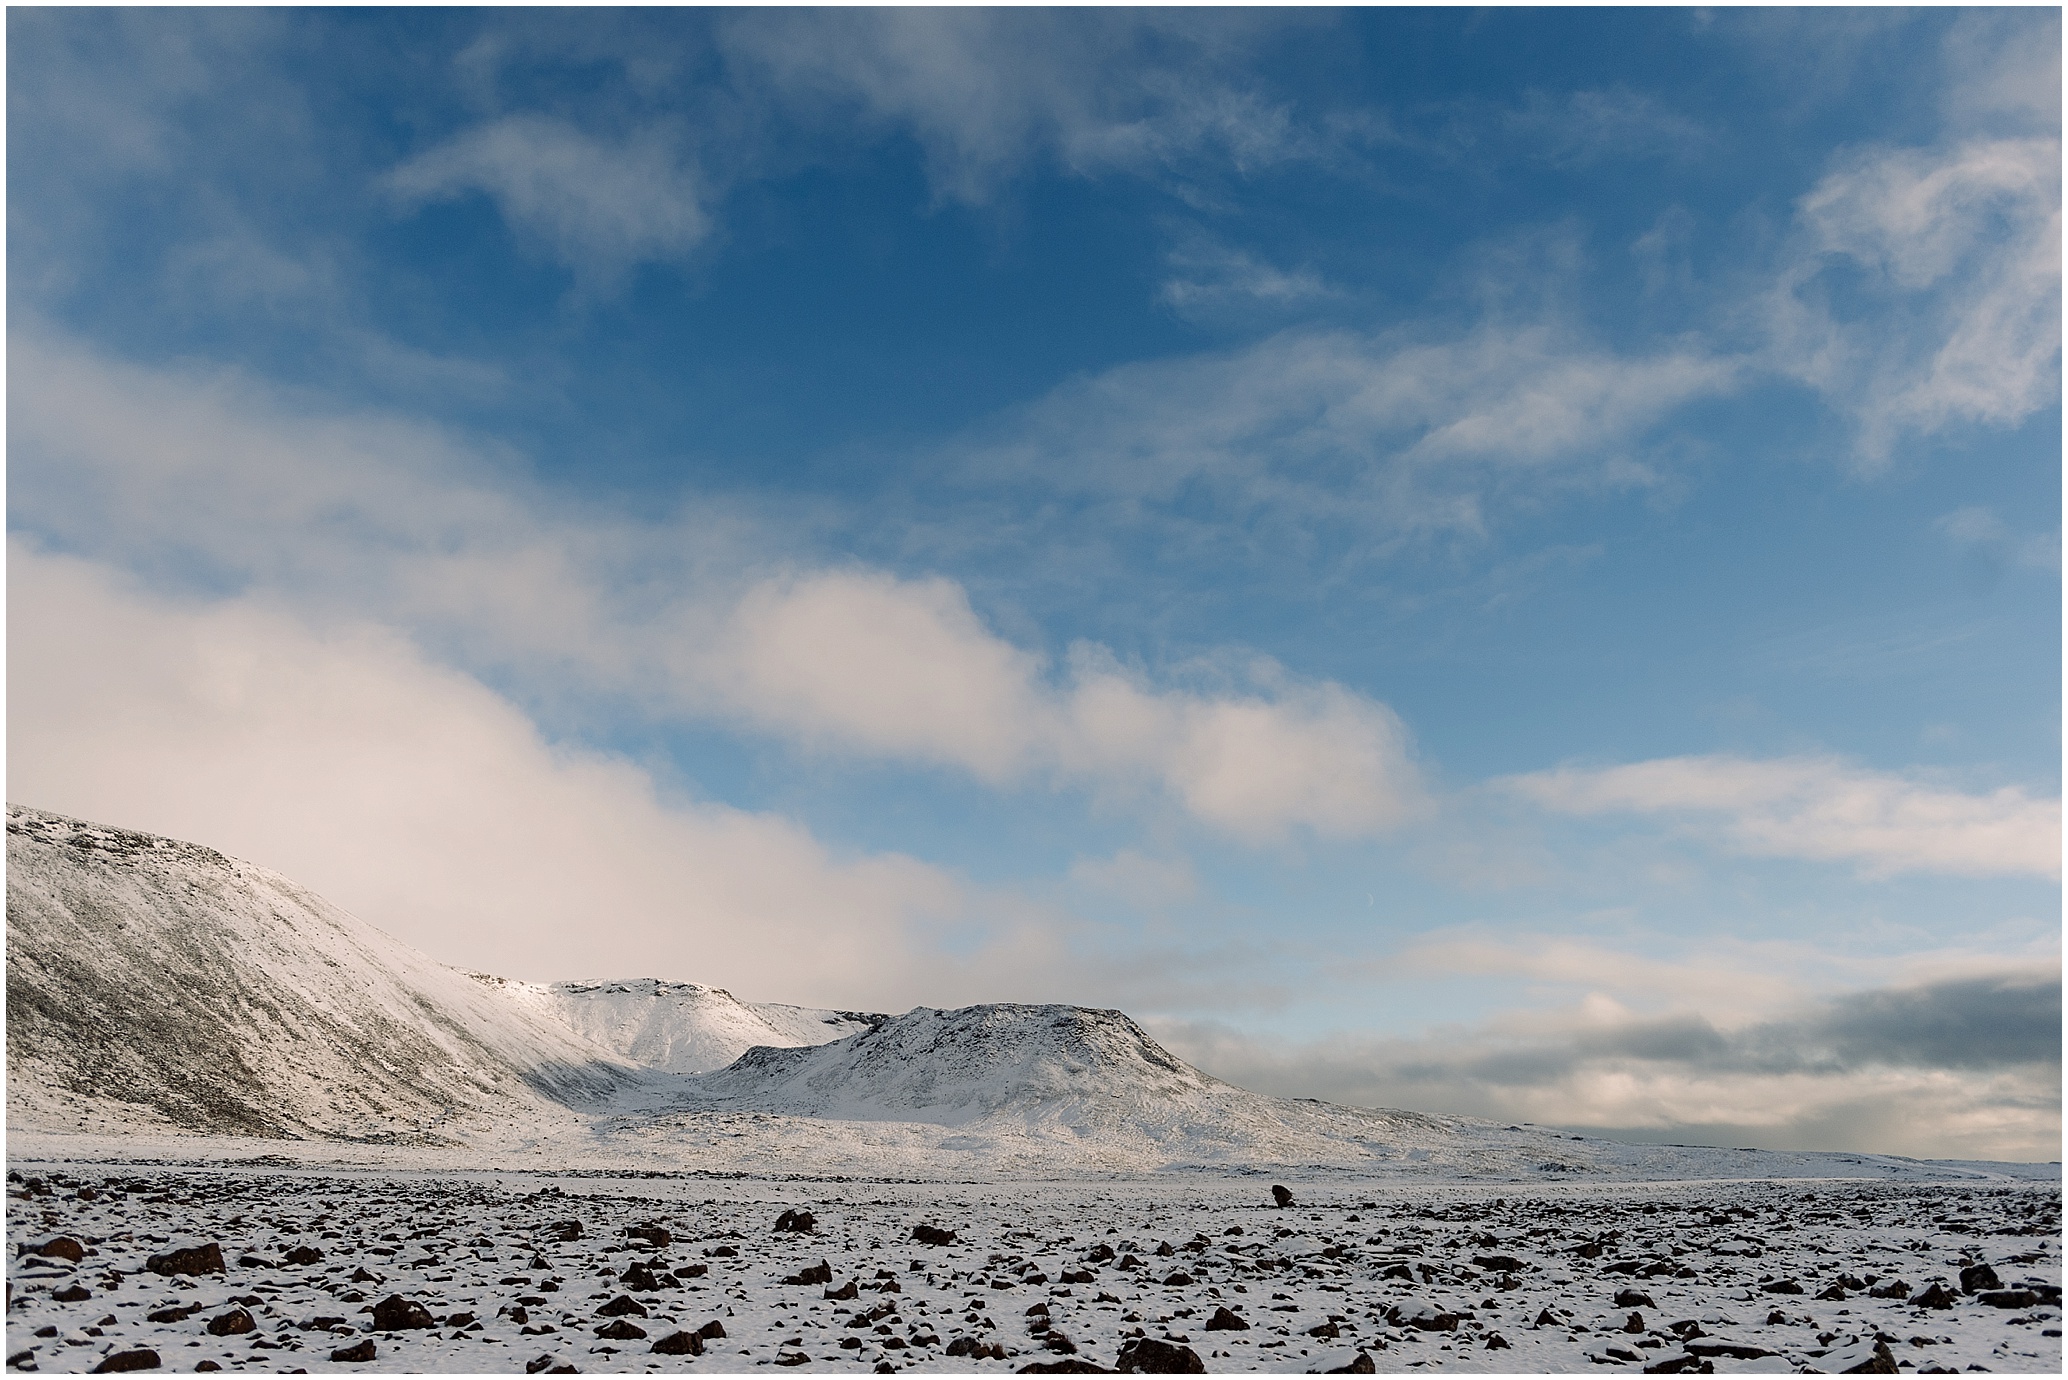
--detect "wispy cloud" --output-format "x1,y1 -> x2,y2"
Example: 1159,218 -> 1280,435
1506,754 -> 2061,880
388,114 -> 708,286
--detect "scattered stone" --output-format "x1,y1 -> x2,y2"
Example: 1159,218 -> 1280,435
1203,1306 -> 1248,1331
774,1209 -> 816,1233
595,1318 -> 648,1341
825,1278 -> 859,1300
597,1295 -> 648,1319
91,1349 -> 160,1373
23,1238 -> 84,1263
369,1295 -> 435,1330
696,1320 -> 727,1340
51,1285 -> 91,1303
1912,1283 -> 1960,1310
912,1224 -> 957,1247
1616,1289 -> 1656,1309
1760,1278 -> 1804,1295
626,1225 -> 670,1249
1311,1350 -> 1375,1374
1160,1271 -> 1195,1288
205,1308 -> 255,1336
783,1260 -> 833,1286
1271,1186 -> 1295,1209
1976,1289 -> 2043,1309
1115,1337 -> 1206,1373
1624,1311 -> 1646,1334
145,1244 -> 224,1277
1959,1265 -> 2002,1294
544,1221 -> 582,1242
330,1340 -> 377,1364
650,1331 -> 703,1356
1019,1362 -> 1111,1375
284,1245 -> 323,1266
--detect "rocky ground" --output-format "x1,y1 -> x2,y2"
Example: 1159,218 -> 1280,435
5,1163 -> 2059,1375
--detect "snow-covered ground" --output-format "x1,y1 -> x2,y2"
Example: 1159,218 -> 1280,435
5,1162 -> 2060,1374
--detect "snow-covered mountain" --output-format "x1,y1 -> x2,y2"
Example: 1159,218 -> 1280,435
5,805 -> 644,1142
500,976 -> 885,1075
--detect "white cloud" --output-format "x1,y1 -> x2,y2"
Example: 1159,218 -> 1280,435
1935,504 -> 2062,572
9,327 -> 1421,845
717,9 -> 1324,204
1506,753 -> 2061,880
1767,135 -> 2060,460
1159,239 -> 1333,316
388,114 -> 707,282
965,324 -> 1738,536
3,541 -> 1010,1011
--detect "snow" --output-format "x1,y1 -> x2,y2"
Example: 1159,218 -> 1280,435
498,978 -> 883,1076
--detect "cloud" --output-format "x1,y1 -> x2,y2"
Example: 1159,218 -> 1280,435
9,327 -> 1422,845
1767,134 -> 2060,460
1506,754 -> 2061,880
1154,964 -> 2061,1161
717,9 -> 1328,204
1503,86 -> 1710,167
1935,505 -> 2062,573
388,114 -> 707,282
698,570 -> 1426,840
1158,238 -> 1334,316
964,325 -> 1738,539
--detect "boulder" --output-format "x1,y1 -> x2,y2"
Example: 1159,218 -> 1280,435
206,1308 -> 256,1336
1615,1290 -> 1655,1309
1911,1283 -> 1959,1310
145,1243 -> 224,1276
1271,1186 -> 1295,1209
285,1245 -> 324,1266
24,1238 -> 84,1263
1115,1337 -> 1205,1373
370,1295 -> 436,1330
1959,1264 -> 2002,1294
330,1340 -> 377,1364
784,1260 -> 834,1286
1308,1349 -> 1375,1374
596,1318 -> 648,1341
1976,1289 -> 2043,1309
912,1224 -> 957,1247
651,1331 -> 703,1356
1203,1306 -> 1248,1331
774,1209 -> 816,1234
92,1349 -> 161,1373
597,1295 -> 648,1318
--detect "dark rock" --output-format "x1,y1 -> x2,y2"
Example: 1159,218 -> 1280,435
1115,1337 -> 1206,1373
330,1340 -> 377,1364
1959,1265 -> 2002,1294
25,1238 -> 84,1263
146,1244 -> 224,1277
1831,1340 -> 1900,1374
826,1279 -> 859,1301
370,1295 -> 436,1330
595,1319 -> 648,1341
1380,1263 -> 1413,1281
1061,1269 -> 1097,1285
597,1296 -> 648,1318
1976,1289 -> 2042,1309
525,1357 -> 557,1375
1271,1186 -> 1295,1209
1817,1285 -> 1850,1302
52,1285 -> 91,1303
444,1314 -> 475,1329
1760,1279 -> 1804,1295
697,1321 -> 727,1340
627,1226 -> 670,1249
1473,1255 -> 1526,1273
774,1353 -> 810,1367
1641,1353 -> 1713,1375
705,1245 -> 738,1258
348,1267 -> 379,1284
92,1349 -> 161,1373
1484,1333 -> 1511,1351
146,1305 -> 202,1324
284,1246 -> 323,1266
236,1255 -> 276,1270
651,1331 -> 703,1356
1616,1290 -> 1656,1309
1321,1353 -> 1376,1375
1159,1272 -> 1194,1288
1019,1362 -> 1111,1374
1624,1312 -> 1646,1334
1308,1322 -> 1340,1340
1686,1339 -> 1777,1360
784,1261 -> 834,1286
206,1309 -> 256,1336
1868,1281 -> 1911,1300
1087,1244 -> 1115,1264
1911,1283 -> 1959,1310
544,1221 -> 582,1242
1204,1307 -> 1248,1332
912,1225 -> 957,1247
620,1265 -> 659,1292
774,1210 -> 816,1234
1533,1308 -> 1561,1328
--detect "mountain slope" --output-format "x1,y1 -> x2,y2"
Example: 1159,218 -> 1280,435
499,977 -> 884,1075
5,805 -> 642,1141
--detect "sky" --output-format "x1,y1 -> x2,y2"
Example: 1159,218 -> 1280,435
6,7 -> 2060,1162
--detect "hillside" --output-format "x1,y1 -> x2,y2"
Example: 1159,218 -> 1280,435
4,805 -> 642,1141
500,976 -> 885,1075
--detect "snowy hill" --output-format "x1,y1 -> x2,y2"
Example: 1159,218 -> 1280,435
4,805 -> 644,1142
507,977 -> 884,1075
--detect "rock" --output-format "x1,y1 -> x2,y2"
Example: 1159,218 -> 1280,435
1959,1264 -> 2002,1294
1307,1321 -> 1340,1339
284,1245 -> 323,1266
444,1313 -> 475,1329
544,1221 -> 582,1242
1686,1338 -> 1778,1360
1484,1333 -> 1511,1350
620,1264 -> 659,1292
1623,1312 -> 1646,1334
348,1266 -> 379,1284
52,1284 -> 91,1303
627,1226 -> 671,1249
1616,1290 -> 1656,1309
1759,1278 -> 1804,1294
784,1260 -> 834,1286
1811,1339 -> 1898,1374
825,1279 -> 860,1301
1976,1289 -> 2042,1309
1911,1283 -> 1959,1310
774,1209 -> 816,1234
1203,1306 -> 1248,1331
774,1352 -> 810,1367
1533,1308 -> 1561,1328
1867,1280 -> 1911,1299
206,1308 -> 256,1336
146,1305 -> 202,1324
1159,1272 -> 1194,1288
370,1295 -> 436,1330
145,1244 -> 224,1277
1271,1186 -> 1295,1209
597,1296 -> 648,1318
25,1238 -> 84,1263
330,1340 -> 377,1364
1309,1349 -> 1375,1374
525,1357 -> 558,1375
1115,1337 -> 1206,1373
1472,1255 -> 1526,1273
912,1224 -> 957,1247
1817,1284 -> 1850,1301
651,1331 -> 703,1356
1640,1352 -> 1712,1375
92,1349 -> 161,1373
697,1321 -> 727,1340
596,1319 -> 648,1341
1392,1300 -> 1459,1332
1019,1362 -> 1112,1375
237,1255 -> 276,1270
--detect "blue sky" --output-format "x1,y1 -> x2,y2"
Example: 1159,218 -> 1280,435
7,7 -> 2060,1160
